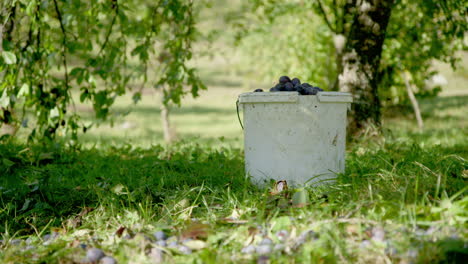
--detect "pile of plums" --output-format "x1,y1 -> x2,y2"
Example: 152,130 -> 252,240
253,76 -> 324,95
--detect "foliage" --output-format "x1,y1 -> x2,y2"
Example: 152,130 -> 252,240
0,0 -> 205,141
227,2 -> 337,89
229,0 -> 466,104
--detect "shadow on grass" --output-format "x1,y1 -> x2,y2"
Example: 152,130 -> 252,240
419,95 -> 468,114
199,68 -> 244,88
384,94 -> 468,119
77,130 -> 242,148
0,141 -> 247,234
203,77 -> 243,88
112,104 -> 236,116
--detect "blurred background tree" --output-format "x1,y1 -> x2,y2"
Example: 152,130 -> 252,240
230,0 -> 466,135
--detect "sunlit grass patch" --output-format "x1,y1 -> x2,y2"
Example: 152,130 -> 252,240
1,127 -> 467,263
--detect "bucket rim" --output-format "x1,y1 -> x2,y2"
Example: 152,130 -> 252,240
238,91 -> 353,103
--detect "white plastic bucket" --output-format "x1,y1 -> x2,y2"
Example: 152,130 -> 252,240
238,91 -> 352,186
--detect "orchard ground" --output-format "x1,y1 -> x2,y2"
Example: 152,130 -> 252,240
1,53 -> 467,263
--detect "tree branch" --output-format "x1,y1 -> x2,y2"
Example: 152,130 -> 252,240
316,0 -> 337,33
332,0 -> 339,32
342,0 -> 357,36
52,0 -> 69,90
21,20 -> 34,52
98,1 -> 119,56
403,71 -> 424,131
0,4 -> 16,53
0,24 -> 3,54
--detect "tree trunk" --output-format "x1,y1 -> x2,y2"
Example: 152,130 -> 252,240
338,0 -> 394,135
160,102 -> 177,143
403,71 -> 424,131
160,88 -> 177,143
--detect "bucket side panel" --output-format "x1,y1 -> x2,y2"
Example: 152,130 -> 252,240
243,97 -> 348,186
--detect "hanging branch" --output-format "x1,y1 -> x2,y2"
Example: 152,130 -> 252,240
0,5 -> 15,53
0,24 -> 3,54
22,3 -> 39,53
317,0 -> 337,33
333,0 -> 339,31
97,1 -> 119,56
1,3 -> 17,44
52,0 -> 69,90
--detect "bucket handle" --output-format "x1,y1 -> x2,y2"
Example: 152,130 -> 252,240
236,98 -> 244,130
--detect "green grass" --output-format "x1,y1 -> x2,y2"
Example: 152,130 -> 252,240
1,90 -> 467,263
1,46 -> 467,263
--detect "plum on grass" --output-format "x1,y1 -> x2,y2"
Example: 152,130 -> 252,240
100,256 -> 117,264
178,245 -> 192,255
274,244 -> 285,252
259,238 -> 273,245
371,226 -> 385,242
149,248 -> 164,263
153,231 -> 167,241
241,244 -> 256,254
256,244 -> 272,255
168,241 -> 178,248
293,230 -> 318,249
275,230 -> 289,242
257,255 -> 270,264
156,240 -> 167,247
86,248 -> 105,262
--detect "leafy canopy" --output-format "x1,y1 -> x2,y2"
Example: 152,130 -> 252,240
230,0 -> 466,105
0,0 -> 205,141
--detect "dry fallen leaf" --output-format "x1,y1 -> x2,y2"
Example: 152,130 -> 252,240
181,222 -> 210,240
219,218 -> 248,224
67,207 -> 94,229
183,239 -> 207,250
269,180 -> 288,195
346,224 -> 359,237
115,226 -> 126,237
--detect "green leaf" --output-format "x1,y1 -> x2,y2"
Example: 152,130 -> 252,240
2,158 -> 15,168
19,198 -> 32,212
18,84 -> 29,96
2,51 -> 17,65
50,107 -> 60,119
94,91 -> 108,107
112,184 -> 126,195
38,152 -> 54,161
132,92 -> 141,104
272,216 -> 292,232
80,92 -> 88,103
0,90 -> 10,108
